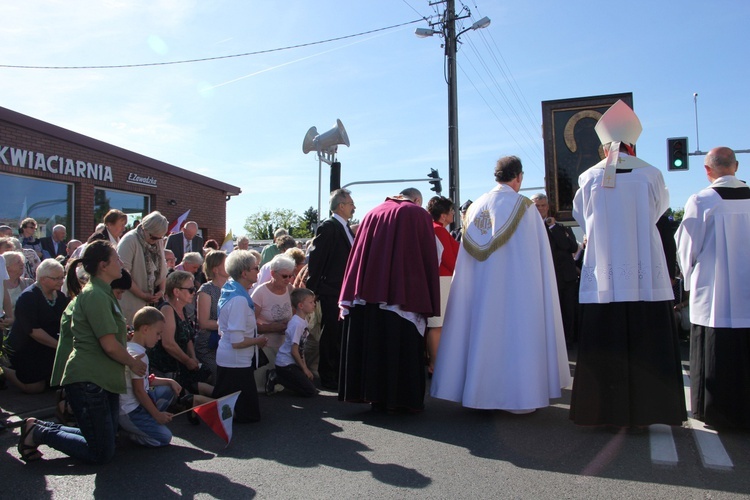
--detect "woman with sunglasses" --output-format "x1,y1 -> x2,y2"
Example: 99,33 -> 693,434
251,254 -> 296,392
117,211 -> 168,325
149,271 -> 214,402
19,217 -> 42,260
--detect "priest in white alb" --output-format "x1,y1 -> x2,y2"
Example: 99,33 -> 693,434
676,146 -> 750,429
569,100 -> 686,428
430,155 -> 572,413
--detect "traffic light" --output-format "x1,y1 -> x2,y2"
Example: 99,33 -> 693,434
667,137 -> 689,171
428,168 -> 442,194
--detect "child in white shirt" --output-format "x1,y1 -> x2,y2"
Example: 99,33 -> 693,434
119,306 -> 181,447
267,288 -> 318,397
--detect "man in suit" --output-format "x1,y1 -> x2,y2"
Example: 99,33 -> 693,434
531,193 -> 580,346
307,188 -> 356,390
166,221 -> 204,264
40,224 -> 67,260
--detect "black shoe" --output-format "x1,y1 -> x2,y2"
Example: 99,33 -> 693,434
178,393 -> 194,410
187,411 -> 200,426
265,369 -> 277,396
0,367 -> 6,390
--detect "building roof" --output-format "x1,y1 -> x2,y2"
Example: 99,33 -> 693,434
0,105 -> 242,196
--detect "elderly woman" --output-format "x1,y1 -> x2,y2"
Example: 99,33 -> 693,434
3,259 -> 70,394
425,196 -> 460,374
214,250 -> 268,423
195,250 -> 228,381
3,251 -> 34,308
251,254 -> 295,391
254,248 -> 306,290
149,271 -> 213,399
17,240 -> 147,463
117,211 -> 168,324
88,209 -> 127,245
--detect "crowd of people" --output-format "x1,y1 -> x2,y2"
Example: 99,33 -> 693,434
1,100 -> 748,466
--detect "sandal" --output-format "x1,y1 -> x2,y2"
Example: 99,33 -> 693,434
17,419 -> 41,463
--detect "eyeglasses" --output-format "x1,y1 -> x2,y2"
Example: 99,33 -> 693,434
279,273 -> 293,279
178,287 -> 197,294
24,225 -> 37,229
146,233 -> 162,242
46,276 -> 65,281
251,266 -> 260,271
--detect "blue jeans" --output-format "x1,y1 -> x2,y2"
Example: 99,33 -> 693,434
33,382 -> 120,464
118,385 -> 175,447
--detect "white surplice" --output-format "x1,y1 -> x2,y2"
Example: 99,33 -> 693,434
675,175 -> 750,328
430,184 -> 572,410
572,154 -> 673,303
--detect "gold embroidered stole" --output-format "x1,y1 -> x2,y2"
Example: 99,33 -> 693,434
462,196 -> 533,262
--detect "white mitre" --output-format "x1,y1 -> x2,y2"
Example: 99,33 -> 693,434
595,100 -> 642,188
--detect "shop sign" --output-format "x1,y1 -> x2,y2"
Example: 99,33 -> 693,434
0,144 -> 113,182
127,172 -> 158,188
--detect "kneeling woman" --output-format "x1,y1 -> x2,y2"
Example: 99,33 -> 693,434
17,241 -> 147,463
213,250 -> 268,423
4,259 -> 69,393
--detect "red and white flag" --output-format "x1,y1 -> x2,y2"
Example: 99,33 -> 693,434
192,391 -> 241,445
167,209 -> 191,235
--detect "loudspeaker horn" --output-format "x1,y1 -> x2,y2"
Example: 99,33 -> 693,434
302,126 -> 318,154
314,119 -> 350,153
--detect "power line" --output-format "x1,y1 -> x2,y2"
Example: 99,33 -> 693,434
0,19 -> 423,70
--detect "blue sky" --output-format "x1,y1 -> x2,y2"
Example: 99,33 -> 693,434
2,1 -> 748,235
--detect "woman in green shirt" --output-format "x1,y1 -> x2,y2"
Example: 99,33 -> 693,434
17,240 -> 147,463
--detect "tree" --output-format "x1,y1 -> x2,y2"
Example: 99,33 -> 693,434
243,209 -> 298,240
671,208 -> 684,223
294,206 -> 318,238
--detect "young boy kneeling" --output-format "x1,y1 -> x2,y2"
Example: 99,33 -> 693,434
267,288 -> 318,397
119,306 -> 181,447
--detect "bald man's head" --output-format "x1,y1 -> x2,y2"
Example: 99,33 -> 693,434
705,146 -> 738,181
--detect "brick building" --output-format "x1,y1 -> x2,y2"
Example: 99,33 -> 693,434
0,106 -> 240,242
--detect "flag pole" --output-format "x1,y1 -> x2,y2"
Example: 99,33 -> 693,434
170,391 -> 241,417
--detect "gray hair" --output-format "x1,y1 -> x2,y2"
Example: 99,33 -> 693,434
140,211 -> 169,236
225,249 -> 257,281
52,224 -> 66,233
36,258 -> 64,280
400,187 -> 422,203
269,254 -> 295,273
4,237 -> 23,252
329,188 -> 352,212
237,236 -> 250,244
182,252 -> 204,266
530,193 -> 548,202
273,228 -> 288,239
3,250 -> 25,267
67,239 -> 82,250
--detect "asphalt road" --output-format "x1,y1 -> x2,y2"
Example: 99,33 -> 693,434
2,368 -> 750,499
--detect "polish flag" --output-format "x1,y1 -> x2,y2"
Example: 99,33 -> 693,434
167,209 -> 191,235
192,391 -> 241,445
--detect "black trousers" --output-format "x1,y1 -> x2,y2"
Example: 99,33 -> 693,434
317,293 -> 344,389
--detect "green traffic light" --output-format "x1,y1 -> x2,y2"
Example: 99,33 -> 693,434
674,159 -> 683,168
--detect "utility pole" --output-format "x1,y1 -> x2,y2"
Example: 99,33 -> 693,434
416,3 -> 490,229
445,0 -> 460,218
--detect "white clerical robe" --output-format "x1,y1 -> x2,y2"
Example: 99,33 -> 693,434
430,184 -> 571,410
572,155 -> 673,303
675,175 -> 750,328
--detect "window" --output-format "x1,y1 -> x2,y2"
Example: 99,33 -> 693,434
94,188 -> 150,231
0,172 -> 73,237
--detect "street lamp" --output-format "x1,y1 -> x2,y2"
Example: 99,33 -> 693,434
416,4 -> 490,229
